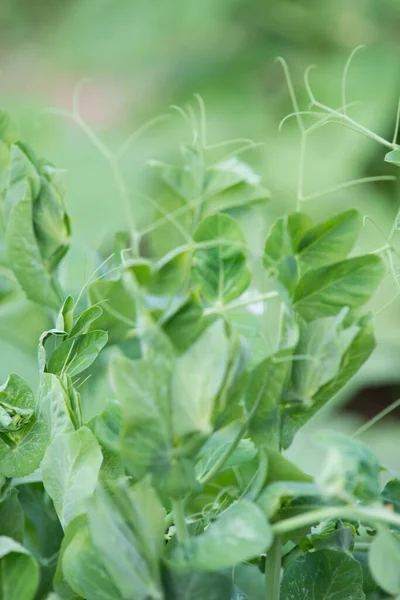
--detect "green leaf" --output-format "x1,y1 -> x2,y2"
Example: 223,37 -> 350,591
192,213 -> 251,303
69,306 -> 103,337
263,213 -> 313,294
172,500 -> 272,571
164,569 -> 232,600
6,194 -> 61,309
47,330 -> 108,377
0,418 -> 48,478
162,292 -> 206,353
385,148 -> 400,166
0,111 -> 18,145
245,351 -> 291,449
0,488 -> 24,542
316,431 -> 380,503
382,479 -> 400,530
0,373 -> 35,432
38,373 -> 75,439
258,481 -> 318,519
281,314 -> 376,448
32,162 -> 71,270
0,536 -> 40,600
111,354 -> 172,479
88,277 -> 136,344
18,482 -> 63,569
264,449 -> 313,484
290,311 -> 356,405
196,438 -> 257,480
204,156 -> 269,214
294,255 -> 385,321
172,319 -> 228,437
56,296 -> 74,334
281,549 -> 365,599
41,427 -> 103,528
298,210 -> 362,272
369,528 -> 400,596
300,520 -> 356,554
62,524 -> 123,600
86,480 -> 164,600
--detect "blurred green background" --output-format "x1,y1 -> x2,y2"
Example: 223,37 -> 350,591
1,0 -> 400,475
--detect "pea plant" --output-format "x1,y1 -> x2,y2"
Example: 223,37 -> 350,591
1,53 -> 400,600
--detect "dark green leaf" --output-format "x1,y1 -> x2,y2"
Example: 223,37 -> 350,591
0,488 -> 24,542
281,549 -> 365,599
0,536 -> 40,600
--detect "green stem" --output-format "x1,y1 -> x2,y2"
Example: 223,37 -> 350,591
271,505 -> 400,536
265,536 -> 282,600
173,499 -> 189,543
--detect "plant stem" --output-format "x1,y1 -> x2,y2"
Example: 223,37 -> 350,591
353,398 -> 400,438
172,499 -> 189,543
272,505 -> 400,536
265,536 -> 282,600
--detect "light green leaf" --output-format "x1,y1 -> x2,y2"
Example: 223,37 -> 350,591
294,255 -> 385,321
38,373 -> 75,439
0,111 -> 18,145
290,312 -> 354,405
281,549 -> 365,599
164,569 -> 232,600
56,296 -> 74,334
6,193 -> 61,308
245,351 -> 291,449
0,536 -> 39,600
69,306 -> 103,337
86,481 -> 164,600
385,148 -> 400,166
382,479 -> 400,530
0,416 -> 48,478
192,213 -> 251,303
62,524 -> 122,600
88,277 -> 136,344
110,354 -> 172,479
369,528 -> 400,595
316,431 -> 380,503
298,209 -> 362,272
258,481 -> 318,519
172,319 -> 228,437
172,500 -> 272,571
196,438 -> 257,480
263,213 -> 313,294
281,314 -> 376,448
47,330 -> 108,377
0,373 -> 35,432
41,427 -> 103,528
